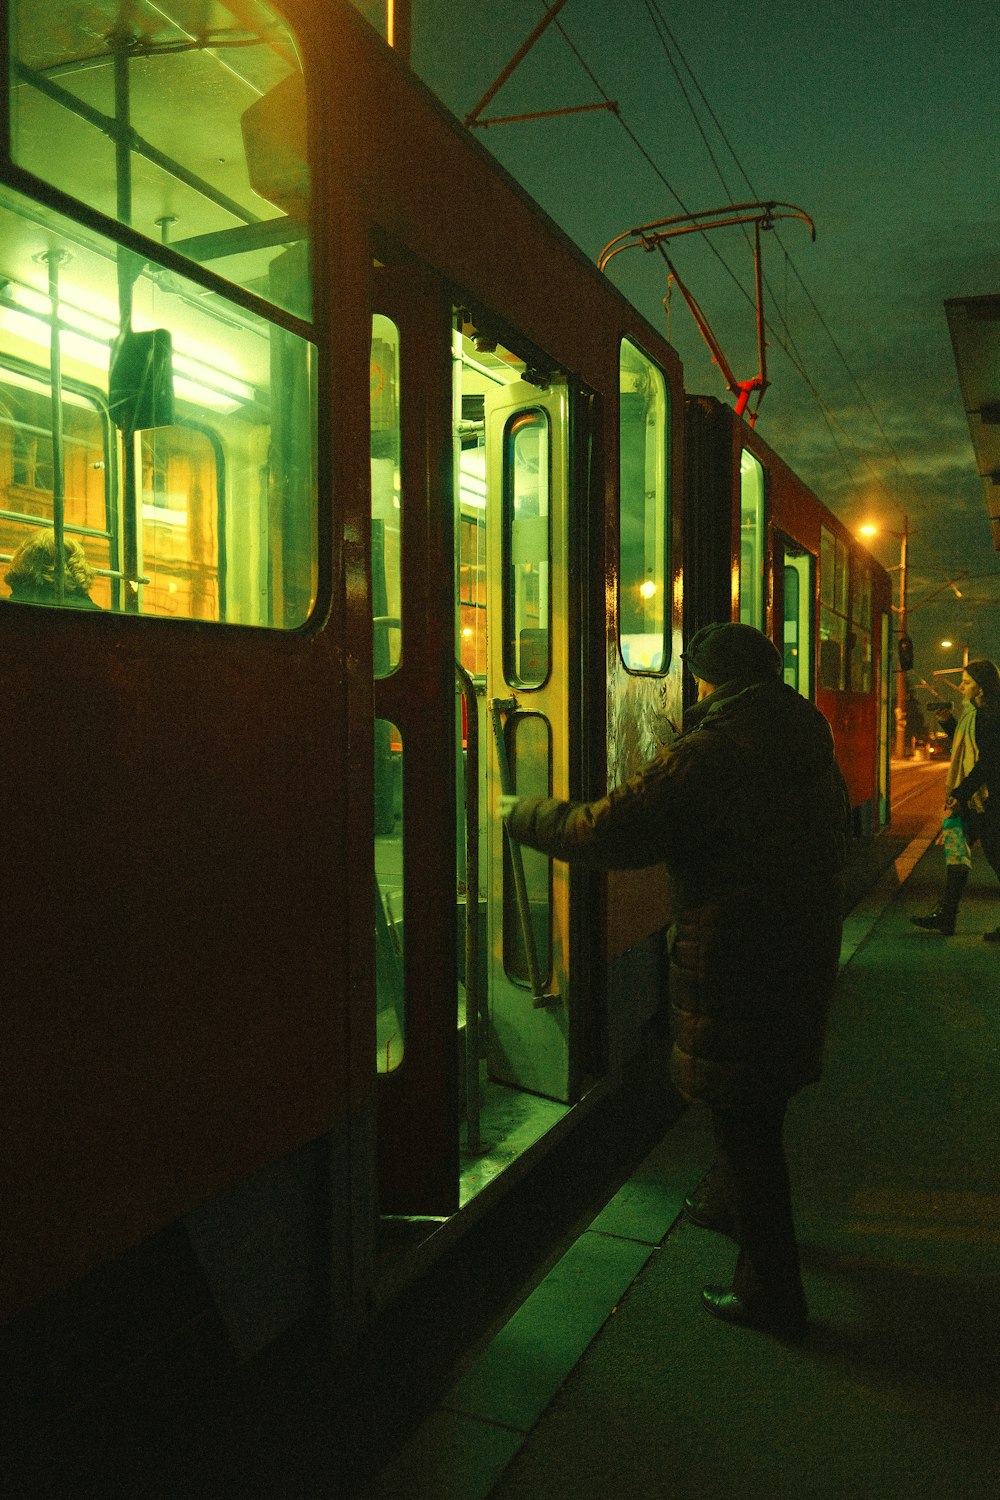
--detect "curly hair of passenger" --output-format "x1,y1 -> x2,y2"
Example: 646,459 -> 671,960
964,658 -> 1000,708
4,529 -> 95,597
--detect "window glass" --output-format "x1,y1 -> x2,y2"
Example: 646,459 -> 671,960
782,550 -> 813,699
739,449 -> 765,628
834,534 -> 849,615
0,182 -> 316,625
503,713 -> 552,986
371,314 -> 401,676
619,339 -> 668,673
819,527 -> 848,689
820,526 -> 835,609
503,410 -> 549,688
375,718 -> 404,1072
783,563 -> 800,692
850,560 -> 873,692
458,507 -> 487,678
9,0 -> 310,321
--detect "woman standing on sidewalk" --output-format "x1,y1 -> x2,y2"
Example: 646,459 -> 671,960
911,658 -> 1000,938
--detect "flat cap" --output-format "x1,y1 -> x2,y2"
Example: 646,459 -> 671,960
682,622 -> 782,684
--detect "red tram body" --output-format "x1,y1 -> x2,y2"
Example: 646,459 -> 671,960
685,396 -> 892,834
0,0 -> 889,1423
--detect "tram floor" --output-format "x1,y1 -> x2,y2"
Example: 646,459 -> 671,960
460,1082 -> 570,1208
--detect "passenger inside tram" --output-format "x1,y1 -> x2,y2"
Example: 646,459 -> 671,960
4,528 -> 101,611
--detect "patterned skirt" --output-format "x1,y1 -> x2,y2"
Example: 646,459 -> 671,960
942,812 -> 972,869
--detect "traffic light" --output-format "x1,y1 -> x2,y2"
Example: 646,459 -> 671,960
897,634 -> 914,671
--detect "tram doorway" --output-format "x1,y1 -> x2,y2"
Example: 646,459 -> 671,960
372,291 -> 580,1217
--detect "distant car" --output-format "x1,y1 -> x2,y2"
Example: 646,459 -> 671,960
925,734 -> 950,760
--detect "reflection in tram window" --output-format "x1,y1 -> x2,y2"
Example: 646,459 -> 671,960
819,525 -> 849,690
371,315 -> 401,676
375,718 -> 404,1073
9,0 -> 311,321
503,713 -> 552,987
0,182 -> 317,626
503,411 -> 550,688
619,339 -> 669,673
739,449 -> 765,630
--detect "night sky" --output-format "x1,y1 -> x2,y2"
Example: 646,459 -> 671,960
405,0 -> 1000,707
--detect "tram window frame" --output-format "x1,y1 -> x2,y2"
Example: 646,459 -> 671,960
618,338 -> 669,676
371,313 -> 402,678
739,449 -> 766,630
502,408 -> 551,690
0,176 -> 318,630
819,525 -> 850,691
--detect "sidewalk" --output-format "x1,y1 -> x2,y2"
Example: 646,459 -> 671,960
367,815 -> 1000,1500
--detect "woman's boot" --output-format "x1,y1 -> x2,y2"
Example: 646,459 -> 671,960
911,866 -> 968,935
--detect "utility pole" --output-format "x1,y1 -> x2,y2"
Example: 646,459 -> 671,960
387,0 -> 411,64
894,518 -> 910,760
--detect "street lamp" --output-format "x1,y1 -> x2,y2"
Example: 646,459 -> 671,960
858,515 -> 910,758
935,638 -> 970,673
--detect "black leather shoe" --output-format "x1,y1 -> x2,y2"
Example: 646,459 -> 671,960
683,1194 -> 738,1239
700,1285 -> 808,1341
910,906 -> 956,935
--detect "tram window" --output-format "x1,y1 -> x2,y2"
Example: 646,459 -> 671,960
375,718 -> 404,1073
0,181 -> 317,627
503,713 -> 552,987
8,0 -> 311,321
739,450 -> 765,630
819,525 -> 849,690
458,509 -> 487,679
619,339 -> 668,673
371,315 -> 401,677
503,410 -> 550,689
849,562 -> 873,692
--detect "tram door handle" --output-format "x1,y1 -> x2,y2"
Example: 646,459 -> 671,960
490,697 -> 559,1009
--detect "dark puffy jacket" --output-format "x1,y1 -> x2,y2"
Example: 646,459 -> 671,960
507,676 -> 850,1109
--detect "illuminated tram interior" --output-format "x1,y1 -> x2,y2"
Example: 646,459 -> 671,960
1,0 -> 316,625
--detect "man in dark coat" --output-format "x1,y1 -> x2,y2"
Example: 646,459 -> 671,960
505,622 -> 850,1339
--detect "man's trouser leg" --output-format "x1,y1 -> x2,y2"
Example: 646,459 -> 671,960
710,1102 -> 807,1318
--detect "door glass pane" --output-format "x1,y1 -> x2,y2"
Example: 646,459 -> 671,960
619,338 -> 668,673
503,713 -> 552,986
9,0 -> 311,320
739,449 -> 765,627
503,411 -> 549,688
375,718 -> 404,1073
371,314 -> 401,677
783,551 -> 812,698
0,182 -> 316,626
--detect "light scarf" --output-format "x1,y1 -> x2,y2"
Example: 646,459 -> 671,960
945,704 -> 988,815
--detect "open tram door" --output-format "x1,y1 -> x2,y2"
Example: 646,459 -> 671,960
455,323 -> 580,1172
374,291 -> 580,1219
481,374 -> 574,1103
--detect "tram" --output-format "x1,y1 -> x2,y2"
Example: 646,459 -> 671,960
0,0 -> 890,1420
